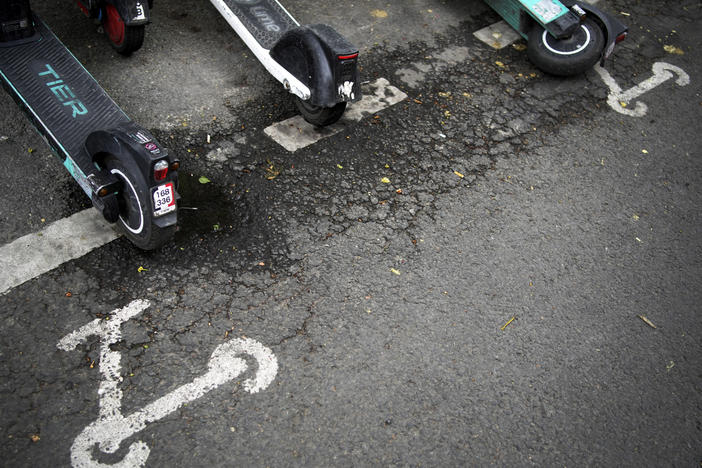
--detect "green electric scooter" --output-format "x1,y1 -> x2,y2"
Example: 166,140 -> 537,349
484,0 -> 627,76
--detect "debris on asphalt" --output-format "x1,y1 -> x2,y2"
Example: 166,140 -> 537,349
638,315 -> 657,329
663,45 -> 684,55
501,316 -> 516,331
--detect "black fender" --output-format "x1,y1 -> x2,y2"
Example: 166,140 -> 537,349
86,122 -> 178,193
568,1 -> 628,64
270,24 -> 361,108
85,122 -> 179,226
107,0 -> 150,26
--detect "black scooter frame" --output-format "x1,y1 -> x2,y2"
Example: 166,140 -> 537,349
1,1 -> 178,249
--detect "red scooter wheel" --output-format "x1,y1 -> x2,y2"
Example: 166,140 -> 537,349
103,4 -> 145,55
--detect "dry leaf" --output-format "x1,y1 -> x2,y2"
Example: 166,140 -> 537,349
663,45 -> 684,55
638,315 -> 657,329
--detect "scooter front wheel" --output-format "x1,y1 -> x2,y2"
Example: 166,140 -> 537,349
527,17 -> 604,76
104,156 -> 175,250
103,4 -> 145,55
294,98 -> 346,127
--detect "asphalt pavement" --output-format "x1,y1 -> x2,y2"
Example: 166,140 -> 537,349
1,0 -> 701,466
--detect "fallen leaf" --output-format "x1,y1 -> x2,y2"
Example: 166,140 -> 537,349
454,170 -> 464,179
371,9 -> 388,18
65,292 -> 72,297
638,315 -> 657,329
666,361 -> 675,370
663,45 -> 684,55
390,268 -> 401,275
30,434 -> 40,442
512,43 -> 527,51
137,266 -> 148,273
381,177 -> 391,184
642,149 -> 648,154
337,164 -> 343,169
495,61 -> 505,68
198,176 -> 211,184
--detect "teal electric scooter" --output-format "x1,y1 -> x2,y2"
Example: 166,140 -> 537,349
484,0 -> 627,76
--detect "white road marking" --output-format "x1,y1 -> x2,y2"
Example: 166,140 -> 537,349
594,62 -> 690,117
0,209 -> 119,295
264,78 -> 407,152
473,20 -> 521,49
58,300 -> 278,468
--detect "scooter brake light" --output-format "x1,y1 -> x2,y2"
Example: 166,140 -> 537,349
153,160 -> 169,181
338,53 -> 358,61
615,32 -> 628,44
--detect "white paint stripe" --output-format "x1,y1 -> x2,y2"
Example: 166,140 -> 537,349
0,209 -> 119,295
264,78 -> 408,152
473,20 -> 522,49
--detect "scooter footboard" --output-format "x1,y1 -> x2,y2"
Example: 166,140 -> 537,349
270,24 -> 361,108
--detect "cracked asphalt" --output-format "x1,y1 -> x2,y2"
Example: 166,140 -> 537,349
1,0 -> 701,466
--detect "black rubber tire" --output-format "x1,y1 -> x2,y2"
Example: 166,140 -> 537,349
293,97 -> 346,127
527,17 -> 605,77
103,5 -> 145,55
104,156 -> 175,250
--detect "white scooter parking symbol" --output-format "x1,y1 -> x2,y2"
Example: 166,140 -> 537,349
58,300 -> 278,468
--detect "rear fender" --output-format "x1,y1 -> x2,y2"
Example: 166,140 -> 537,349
107,0 -> 150,26
571,1 -> 628,63
270,24 -> 361,108
86,122 -> 178,191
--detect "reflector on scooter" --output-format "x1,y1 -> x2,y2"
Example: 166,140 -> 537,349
153,160 -> 168,181
338,53 -> 358,60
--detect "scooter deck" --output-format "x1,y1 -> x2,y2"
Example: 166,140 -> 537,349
216,0 -> 298,50
0,15 -> 129,183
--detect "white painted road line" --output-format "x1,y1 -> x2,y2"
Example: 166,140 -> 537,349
0,209 -> 119,295
473,20 -> 522,49
264,78 -> 408,152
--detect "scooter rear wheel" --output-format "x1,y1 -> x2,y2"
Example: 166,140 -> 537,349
527,17 -> 604,76
104,156 -> 175,250
103,4 -> 144,55
294,98 -> 346,127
